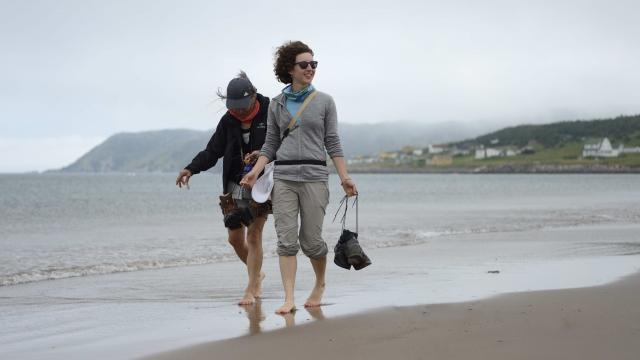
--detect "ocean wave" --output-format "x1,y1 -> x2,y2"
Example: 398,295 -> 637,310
0,229 -> 465,287
3,212 -> 637,287
0,254 -> 239,287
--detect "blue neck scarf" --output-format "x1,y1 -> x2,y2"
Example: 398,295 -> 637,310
282,84 -> 315,118
282,84 -> 314,102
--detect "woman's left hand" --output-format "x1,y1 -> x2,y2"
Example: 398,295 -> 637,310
341,178 -> 358,197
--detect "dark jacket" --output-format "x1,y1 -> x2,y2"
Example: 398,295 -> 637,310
185,93 -> 269,193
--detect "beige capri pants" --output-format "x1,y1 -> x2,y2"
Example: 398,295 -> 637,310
272,179 -> 329,259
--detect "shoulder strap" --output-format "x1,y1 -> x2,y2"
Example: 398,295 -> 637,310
281,90 -> 318,141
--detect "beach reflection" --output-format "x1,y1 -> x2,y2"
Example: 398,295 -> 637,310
305,306 -> 325,320
276,306 -> 326,329
280,312 -> 296,327
241,303 -> 327,335
240,301 -> 266,335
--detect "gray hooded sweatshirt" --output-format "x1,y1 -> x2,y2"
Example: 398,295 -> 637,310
260,90 -> 344,182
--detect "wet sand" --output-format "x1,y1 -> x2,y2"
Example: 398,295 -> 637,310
146,270 -> 640,360
3,225 -> 640,359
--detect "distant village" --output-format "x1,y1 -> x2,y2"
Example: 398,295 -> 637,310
347,137 -> 640,167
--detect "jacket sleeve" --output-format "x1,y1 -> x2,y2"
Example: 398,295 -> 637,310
259,101 -> 281,162
185,120 -> 226,174
324,95 -> 344,158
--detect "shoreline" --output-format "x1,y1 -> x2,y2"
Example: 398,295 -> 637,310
5,164 -> 640,175
145,270 -> 640,360
347,164 -> 640,174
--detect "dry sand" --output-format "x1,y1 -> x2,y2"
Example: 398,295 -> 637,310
145,271 -> 640,360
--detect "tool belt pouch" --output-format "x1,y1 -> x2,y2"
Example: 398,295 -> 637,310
219,193 -> 238,216
249,199 -> 273,218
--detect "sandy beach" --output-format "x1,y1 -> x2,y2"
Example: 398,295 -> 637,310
146,270 -> 640,360
2,224 -> 640,359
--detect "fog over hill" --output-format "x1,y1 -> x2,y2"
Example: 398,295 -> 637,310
58,121 -> 498,173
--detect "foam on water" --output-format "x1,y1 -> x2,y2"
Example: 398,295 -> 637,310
0,254 -> 240,286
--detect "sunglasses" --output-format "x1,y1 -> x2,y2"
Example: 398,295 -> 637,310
295,61 -> 318,69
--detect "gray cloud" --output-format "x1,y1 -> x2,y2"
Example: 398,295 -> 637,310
1,0 -> 639,171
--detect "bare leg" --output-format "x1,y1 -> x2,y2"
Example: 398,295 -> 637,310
240,300 -> 265,335
275,255 -> 297,314
304,256 -> 326,307
227,227 -> 248,264
248,216 -> 267,298
281,312 -> 296,327
239,216 -> 266,305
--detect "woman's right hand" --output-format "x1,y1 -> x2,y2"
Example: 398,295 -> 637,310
176,169 -> 192,189
240,170 -> 258,189
241,155 -> 269,189
341,178 -> 358,197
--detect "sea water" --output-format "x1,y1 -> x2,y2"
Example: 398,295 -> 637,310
1,173 -> 640,287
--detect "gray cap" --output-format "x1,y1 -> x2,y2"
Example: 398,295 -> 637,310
225,77 -> 255,110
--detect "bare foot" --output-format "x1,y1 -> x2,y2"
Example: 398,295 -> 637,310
275,301 -> 296,314
304,283 -> 325,307
238,290 -> 255,306
252,272 -> 266,298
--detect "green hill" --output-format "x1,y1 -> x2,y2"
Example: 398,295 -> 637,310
346,114 -> 640,173
57,115 -> 640,173
456,114 -> 640,148
56,122 -> 486,173
447,115 -> 640,170
61,129 -> 211,173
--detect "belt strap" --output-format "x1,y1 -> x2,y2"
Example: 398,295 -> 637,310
275,160 -> 327,166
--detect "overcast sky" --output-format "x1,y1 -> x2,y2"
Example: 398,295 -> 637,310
1,0 -> 639,172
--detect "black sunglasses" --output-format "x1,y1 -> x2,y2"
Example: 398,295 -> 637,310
295,61 -> 318,69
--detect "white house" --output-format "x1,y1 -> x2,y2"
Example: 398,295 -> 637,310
582,138 -> 620,158
475,147 -> 502,159
428,144 -> 445,154
452,147 -> 471,156
622,146 -> 640,154
486,148 -> 502,158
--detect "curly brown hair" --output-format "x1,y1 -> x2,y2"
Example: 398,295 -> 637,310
273,41 -> 314,84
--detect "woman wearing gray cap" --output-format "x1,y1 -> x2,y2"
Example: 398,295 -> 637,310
241,41 -> 357,314
176,71 -> 270,305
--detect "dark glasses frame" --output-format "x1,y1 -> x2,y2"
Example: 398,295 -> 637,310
294,61 -> 318,69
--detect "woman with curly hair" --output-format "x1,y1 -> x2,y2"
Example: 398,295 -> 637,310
241,41 -> 357,314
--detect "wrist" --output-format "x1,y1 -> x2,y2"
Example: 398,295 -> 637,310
340,177 -> 352,185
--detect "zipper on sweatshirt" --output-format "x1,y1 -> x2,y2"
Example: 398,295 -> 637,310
281,97 -> 303,182
298,112 -> 302,182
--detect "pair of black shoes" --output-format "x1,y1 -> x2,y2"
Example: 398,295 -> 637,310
334,229 -> 372,270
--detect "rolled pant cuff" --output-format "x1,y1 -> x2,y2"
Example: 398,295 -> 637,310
303,244 -> 328,259
277,247 -> 299,257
